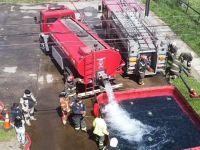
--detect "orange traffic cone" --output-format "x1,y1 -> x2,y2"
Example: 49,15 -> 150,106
3,112 -> 11,130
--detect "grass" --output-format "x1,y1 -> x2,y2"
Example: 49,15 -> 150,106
172,74 -> 200,115
0,122 -> 16,141
147,0 -> 200,56
189,0 -> 200,12
144,0 -> 200,114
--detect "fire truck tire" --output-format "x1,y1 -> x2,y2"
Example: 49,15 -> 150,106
102,21 -> 107,29
39,36 -> 47,54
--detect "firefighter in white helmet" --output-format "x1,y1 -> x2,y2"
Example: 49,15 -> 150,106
20,89 -> 37,126
65,75 -> 83,97
168,41 -> 178,57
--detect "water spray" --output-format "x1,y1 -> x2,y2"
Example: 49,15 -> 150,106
102,77 -> 154,143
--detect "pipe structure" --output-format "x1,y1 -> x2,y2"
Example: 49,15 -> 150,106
145,0 -> 150,16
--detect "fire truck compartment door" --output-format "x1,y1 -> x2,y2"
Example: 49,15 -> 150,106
52,46 -> 65,70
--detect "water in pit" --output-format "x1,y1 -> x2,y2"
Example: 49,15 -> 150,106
102,81 -> 200,149
102,81 -> 155,149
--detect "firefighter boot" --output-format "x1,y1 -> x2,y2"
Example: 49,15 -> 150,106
30,116 -> 37,121
139,79 -> 144,85
62,119 -> 67,125
81,127 -> 87,132
75,127 -> 80,132
26,119 -> 31,126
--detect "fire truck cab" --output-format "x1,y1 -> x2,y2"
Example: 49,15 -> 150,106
38,5 -> 79,54
39,5 -> 76,32
101,0 -> 168,76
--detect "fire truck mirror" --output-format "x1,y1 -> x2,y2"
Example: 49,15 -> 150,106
98,5 -> 102,12
34,16 -> 38,24
94,44 -> 98,50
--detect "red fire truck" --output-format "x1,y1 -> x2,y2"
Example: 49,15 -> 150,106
38,5 -> 124,96
101,0 -> 168,76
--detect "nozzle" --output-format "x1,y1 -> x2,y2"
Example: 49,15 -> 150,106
189,89 -> 200,98
97,70 -> 108,81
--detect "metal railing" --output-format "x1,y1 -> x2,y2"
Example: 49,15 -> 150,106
177,0 -> 200,24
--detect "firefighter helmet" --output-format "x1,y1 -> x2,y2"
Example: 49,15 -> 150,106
67,75 -> 74,82
24,89 -> 31,96
110,137 -> 118,148
75,97 -> 81,103
169,41 -> 178,55
187,61 -> 191,67
172,41 -> 176,47
59,91 -> 67,98
12,103 -> 20,109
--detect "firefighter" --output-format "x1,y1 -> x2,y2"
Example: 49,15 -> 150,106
59,91 -> 70,125
166,50 -> 182,82
137,55 -> 149,85
168,41 -> 178,57
20,89 -> 37,126
11,103 -> 23,124
71,97 -> 87,132
169,58 -> 182,79
179,52 -> 193,73
13,115 -> 26,146
137,54 -> 154,85
93,114 -> 109,150
65,75 -> 83,97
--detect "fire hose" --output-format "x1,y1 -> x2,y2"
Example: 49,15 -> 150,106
179,75 -> 200,98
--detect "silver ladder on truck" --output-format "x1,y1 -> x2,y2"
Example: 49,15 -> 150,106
114,0 -> 156,51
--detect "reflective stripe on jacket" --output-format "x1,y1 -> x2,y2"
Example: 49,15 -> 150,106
170,59 -> 181,73
138,60 -> 147,74
71,102 -> 86,115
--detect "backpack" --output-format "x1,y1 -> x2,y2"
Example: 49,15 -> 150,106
25,97 -> 35,109
11,108 -> 23,123
14,116 -> 22,128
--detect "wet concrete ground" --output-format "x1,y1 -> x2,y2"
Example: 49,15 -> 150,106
0,2 -> 168,150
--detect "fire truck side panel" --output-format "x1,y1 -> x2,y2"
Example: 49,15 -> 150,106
77,50 -> 122,76
47,17 -> 123,84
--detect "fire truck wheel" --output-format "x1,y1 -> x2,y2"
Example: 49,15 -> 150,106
39,36 -> 47,53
